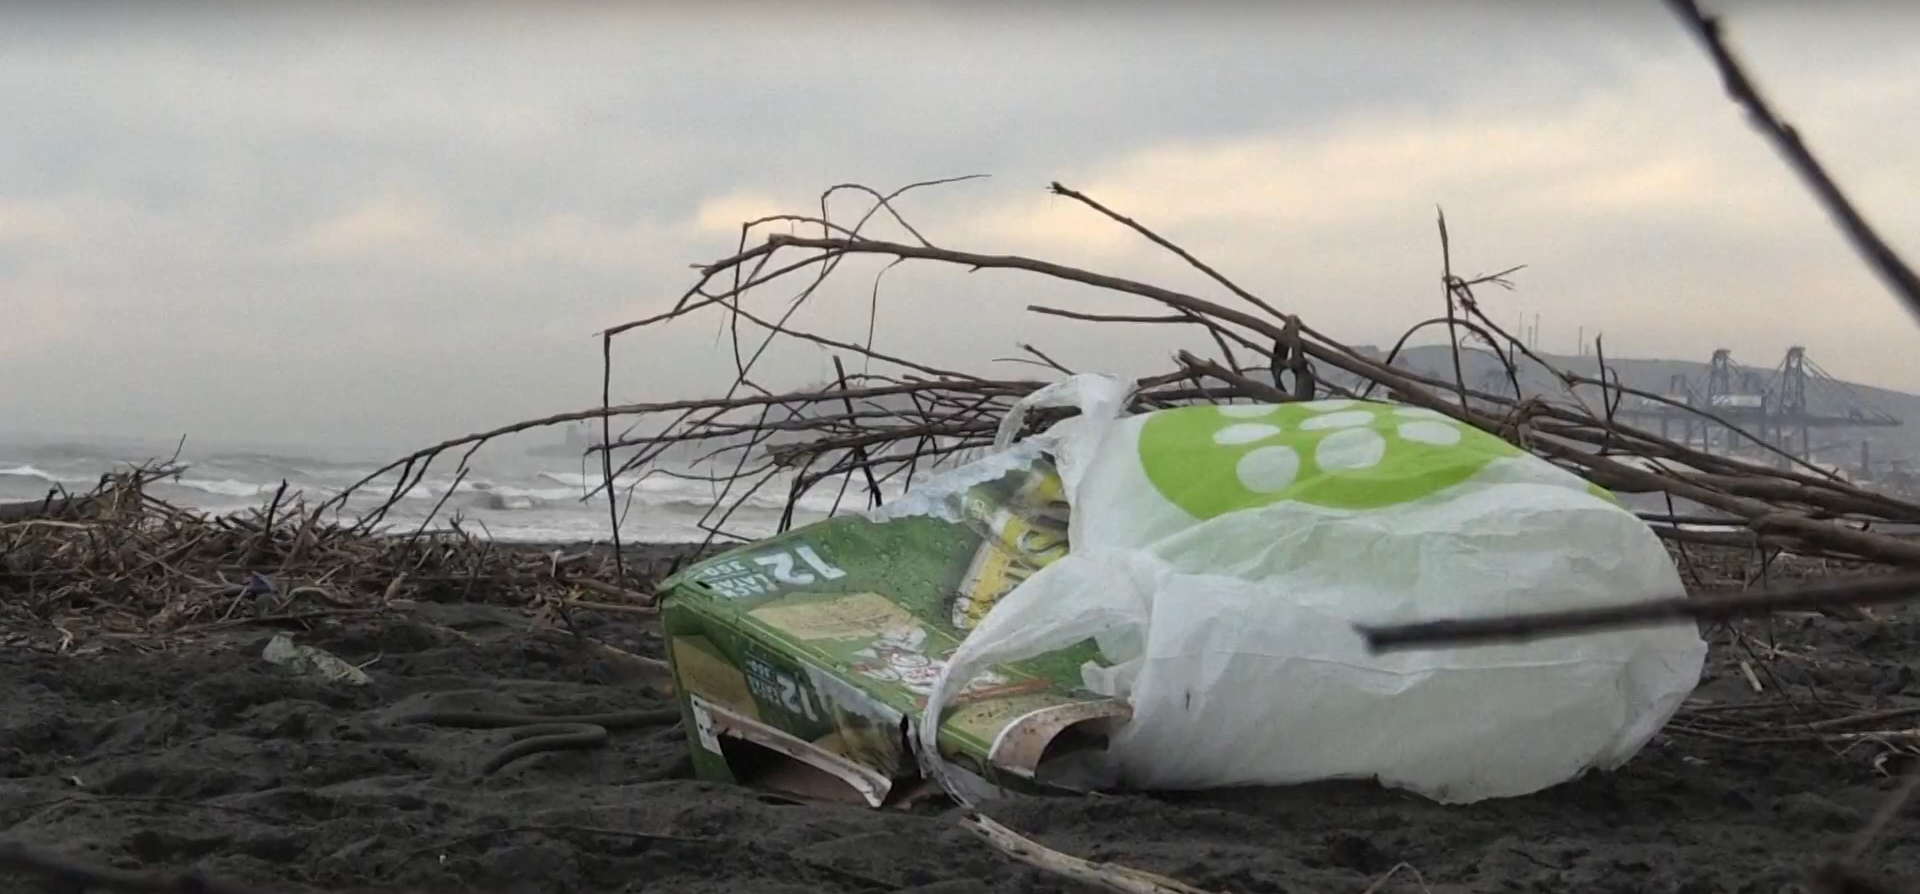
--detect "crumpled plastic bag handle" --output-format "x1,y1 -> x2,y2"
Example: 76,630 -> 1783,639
919,373 -> 1138,802
993,374 -> 1137,452
993,375 -> 1138,514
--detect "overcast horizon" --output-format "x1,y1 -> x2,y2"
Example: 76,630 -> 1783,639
5,1 -> 1919,454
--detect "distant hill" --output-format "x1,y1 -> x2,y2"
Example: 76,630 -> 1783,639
1311,344 -> 1918,472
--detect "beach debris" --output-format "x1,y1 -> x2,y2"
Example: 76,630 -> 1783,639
261,633 -> 370,686
0,0 -> 1913,888
258,57 -> 1920,815
0,459 -> 706,650
660,374 -> 1707,806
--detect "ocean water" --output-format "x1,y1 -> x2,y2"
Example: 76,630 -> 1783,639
0,433 -> 908,545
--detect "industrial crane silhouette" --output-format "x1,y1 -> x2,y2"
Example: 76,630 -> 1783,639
1618,347 -> 1900,466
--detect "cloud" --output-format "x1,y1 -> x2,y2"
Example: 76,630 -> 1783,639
293,195 -> 449,262
0,272 -> 82,356
912,41 -> 1920,387
693,193 -> 791,235
0,200 -> 78,247
1,2 -> 1918,450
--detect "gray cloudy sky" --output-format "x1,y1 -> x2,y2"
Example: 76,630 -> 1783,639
4,1 -> 1918,451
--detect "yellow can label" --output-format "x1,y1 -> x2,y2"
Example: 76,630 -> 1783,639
952,507 -> 1069,631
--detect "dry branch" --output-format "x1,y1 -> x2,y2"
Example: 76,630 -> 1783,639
1359,572 -> 1920,651
1667,0 -> 1920,323
963,814 -> 1225,894
303,150 -> 1920,581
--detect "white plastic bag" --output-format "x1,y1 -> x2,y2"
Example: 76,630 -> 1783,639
922,375 -> 1706,804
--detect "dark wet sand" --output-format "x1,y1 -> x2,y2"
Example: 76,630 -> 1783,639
4,542 -> 1919,893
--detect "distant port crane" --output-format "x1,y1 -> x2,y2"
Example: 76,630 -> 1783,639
1615,347 -> 1901,470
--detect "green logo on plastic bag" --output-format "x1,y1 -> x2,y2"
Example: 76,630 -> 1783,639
1136,400 -> 1525,518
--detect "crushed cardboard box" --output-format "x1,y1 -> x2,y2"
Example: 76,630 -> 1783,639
657,454 -> 1129,806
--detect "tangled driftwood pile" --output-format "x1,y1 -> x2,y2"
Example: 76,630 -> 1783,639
329,0 -> 1920,630
0,463 -> 684,653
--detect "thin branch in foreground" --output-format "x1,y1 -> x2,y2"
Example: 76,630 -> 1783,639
600,332 -> 628,582
1668,0 -> 1920,322
1359,572 -> 1920,652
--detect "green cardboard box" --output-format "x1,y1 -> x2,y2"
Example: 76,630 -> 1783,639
656,453 -> 1130,806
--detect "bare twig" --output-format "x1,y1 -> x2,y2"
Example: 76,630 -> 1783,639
1667,0 -> 1920,323
1359,573 -> 1920,651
